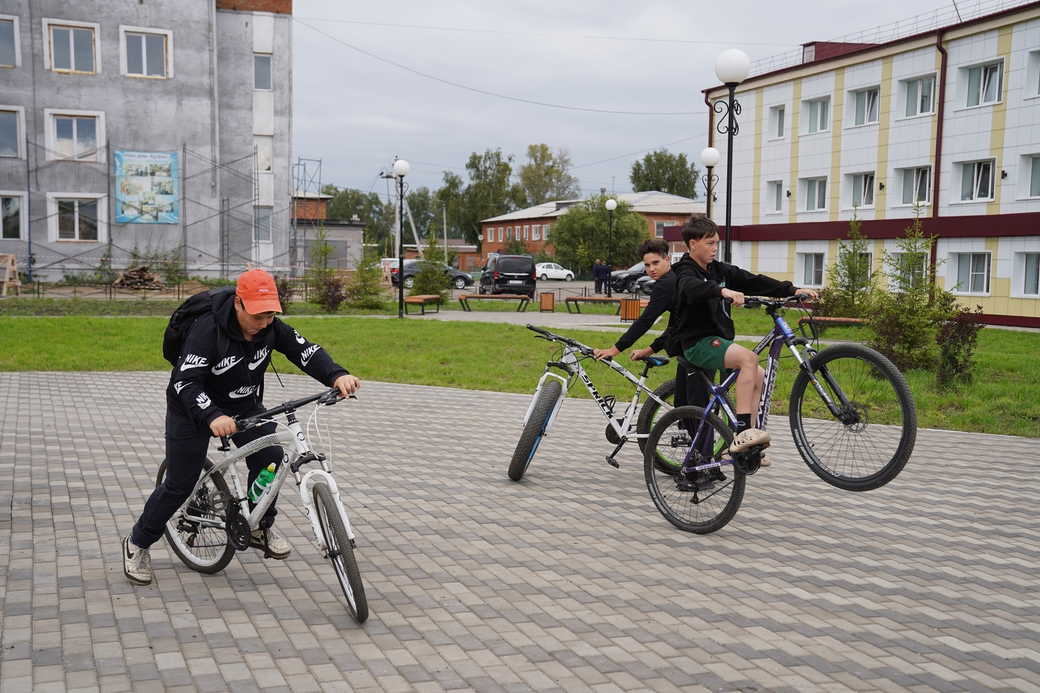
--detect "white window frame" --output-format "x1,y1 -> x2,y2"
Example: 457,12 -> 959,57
962,59 -> 1003,108
798,252 -> 825,287
119,25 -> 174,79
654,221 -> 667,238
849,172 -> 875,209
254,52 -> 272,90
0,190 -> 26,240
802,96 -> 830,135
43,108 -> 106,162
42,18 -> 101,74
253,205 -> 272,243
902,74 -> 936,118
46,192 -> 108,243
0,105 -> 26,159
849,86 -> 880,127
1017,252 -> 1040,297
956,159 -> 995,202
801,177 -> 827,212
1027,50 -> 1040,100
951,252 -> 991,295
497,227 -> 503,242
768,105 -> 785,139
532,225 -> 541,241
0,14 -> 22,68
1027,155 -> 1040,199
767,180 -> 783,213
524,224 -> 531,241
897,166 -> 931,206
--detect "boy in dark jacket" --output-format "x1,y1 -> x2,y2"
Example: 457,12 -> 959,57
672,218 -> 816,460
123,269 -> 360,585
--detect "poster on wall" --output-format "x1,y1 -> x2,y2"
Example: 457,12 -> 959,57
114,150 -> 179,224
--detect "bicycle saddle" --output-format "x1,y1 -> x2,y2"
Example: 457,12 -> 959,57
645,356 -> 670,368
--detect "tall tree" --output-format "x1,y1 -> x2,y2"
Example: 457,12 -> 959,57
456,149 -> 514,247
548,195 -> 645,276
405,186 -> 436,239
322,185 -> 394,251
511,144 -> 581,208
429,171 -> 465,242
629,149 -> 699,199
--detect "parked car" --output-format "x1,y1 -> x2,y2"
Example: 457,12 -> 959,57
610,261 -> 646,293
535,262 -> 574,281
633,275 -> 656,296
390,259 -> 474,290
478,254 -> 536,298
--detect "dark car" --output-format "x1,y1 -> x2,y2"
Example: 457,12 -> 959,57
390,259 -> 474,290
633,274 -> 656,296
478,254 -> 536,298
610,261 -> 646,294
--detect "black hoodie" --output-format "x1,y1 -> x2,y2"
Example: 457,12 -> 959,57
165,291 -> 349,438
671,257 -> 796,350
613,253 -> 699,356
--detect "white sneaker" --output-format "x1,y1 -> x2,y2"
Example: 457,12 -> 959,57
250,526 -> 291,559
123,536 -> 153,585
728,427 -> 771,454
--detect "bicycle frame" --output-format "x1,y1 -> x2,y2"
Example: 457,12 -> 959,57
523,343 -> 670,444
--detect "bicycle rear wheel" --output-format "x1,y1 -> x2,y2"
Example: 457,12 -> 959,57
159,457 -> 235,574
312,480 -> 368,623
636,378 -> 678,474
508,379 -> 563,481
644,406 -> 746,534
789,343 -> 916,491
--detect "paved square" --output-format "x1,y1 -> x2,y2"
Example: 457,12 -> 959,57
0,371 -> 1037,692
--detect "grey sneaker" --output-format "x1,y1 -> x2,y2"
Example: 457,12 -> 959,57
728,427 -> 771,454
123,536 -> 153,585
250,526 -> 291,559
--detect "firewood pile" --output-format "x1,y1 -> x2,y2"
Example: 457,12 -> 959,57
113,265 -> 165,289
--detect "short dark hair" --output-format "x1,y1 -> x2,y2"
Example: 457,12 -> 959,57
681,216 -> 719,244
638,239 -> 670,258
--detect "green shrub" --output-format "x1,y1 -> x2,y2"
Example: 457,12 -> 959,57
275,275 -> 293,311
345,250 -> 387,309
936,301 -> 985,388
408,236 -> 451,302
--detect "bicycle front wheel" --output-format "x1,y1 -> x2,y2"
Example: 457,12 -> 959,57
789,343 -> 916,491
636,378 -> 678,474
160,457 -> 235,574
644,406 -> 746,534
508,379 -> 563,481
312,481 -> 368,623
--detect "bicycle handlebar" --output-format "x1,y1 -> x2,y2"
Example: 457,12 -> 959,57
525,324 -> 594,356
233,388 -> 355,432
742,294 -> 812,309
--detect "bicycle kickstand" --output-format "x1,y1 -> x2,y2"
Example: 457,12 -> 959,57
604,441 -> 625,469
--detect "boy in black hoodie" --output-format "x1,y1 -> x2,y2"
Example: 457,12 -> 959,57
672,218 -> 816,460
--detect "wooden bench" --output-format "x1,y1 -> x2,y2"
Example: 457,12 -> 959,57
564,296 -> 622,314
458,293 -> 530,312
404,294 -> 442,315
798,315 -> 867,331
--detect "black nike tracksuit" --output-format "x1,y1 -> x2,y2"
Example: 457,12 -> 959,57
131,291 -> 350,549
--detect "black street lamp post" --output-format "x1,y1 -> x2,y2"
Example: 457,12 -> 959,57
713,49 -> 750,264
392,158 -> 410,318
700,147 -> 721,220
604,197 -> 617,298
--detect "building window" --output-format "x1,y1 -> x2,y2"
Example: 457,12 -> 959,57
965,60 -> 1002,107
1030,156 -> 1040,198
894,252 -> 927,290
532,225 -> 541,241
48,112 -> 101,161
803,97 -> 830,134
497,227 -> 503,242
1022,253 -> 1040,296
851,87 -> 880,126
904,75 -> 935,117
544,224 -> 551,238
0,108 -> 22,158
254,53 -> 272,90
0,15 -> 20,68
802,177 -> 827,211
1,194 -> 21,239
768,181 -> 783,212
46,21 -> 98,74
850,172 -> 875,208
959,160 -> 994,201
899,166 -> 931,205
121,27 -> 172,78
769,105 -> 785,138
254,206 -> 272,242
55,197 -> 99,241
798,253 -> 824,287
953,253 -> 990,294
524,224 -> 530,241
1029,51 -> 1040,97
654,221 -> 667,238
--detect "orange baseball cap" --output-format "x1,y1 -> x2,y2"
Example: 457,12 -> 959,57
236,269 -> 282,314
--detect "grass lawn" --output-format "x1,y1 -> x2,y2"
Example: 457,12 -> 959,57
1,311 -> 1037,437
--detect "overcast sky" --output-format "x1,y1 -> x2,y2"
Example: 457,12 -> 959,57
291,0 -> 990,203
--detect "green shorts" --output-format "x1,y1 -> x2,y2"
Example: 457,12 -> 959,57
683,336 -> 733,372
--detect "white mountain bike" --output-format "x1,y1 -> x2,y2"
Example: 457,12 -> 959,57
157,388 -> 368,623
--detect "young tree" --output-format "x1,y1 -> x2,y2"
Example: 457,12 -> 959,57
511,144 -> 581,208
629,149 -> 699,199
409,234 -> 452,302
816,216 -> 876,318
344,248 -> 387,310
548,196 -> 645,275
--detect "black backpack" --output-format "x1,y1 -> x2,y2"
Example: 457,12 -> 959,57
162,287 -> 234,366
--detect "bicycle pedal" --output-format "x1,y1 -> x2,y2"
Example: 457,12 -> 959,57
604,455 -> 620,469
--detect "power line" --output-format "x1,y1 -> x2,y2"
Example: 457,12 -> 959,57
294,18 -> 703,116
572,135 -> 706,170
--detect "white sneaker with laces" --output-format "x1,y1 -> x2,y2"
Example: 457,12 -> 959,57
250,526 -> 291,559
123,536 -> 153,585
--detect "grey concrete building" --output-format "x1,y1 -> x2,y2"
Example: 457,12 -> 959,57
0,0 -> 294,282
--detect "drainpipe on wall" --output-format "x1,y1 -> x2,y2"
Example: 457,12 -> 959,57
930,29 -> 948,291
